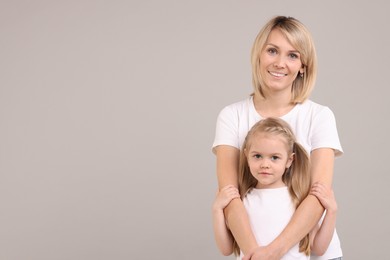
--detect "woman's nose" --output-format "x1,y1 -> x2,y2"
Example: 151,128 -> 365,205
273,56 -> 286,68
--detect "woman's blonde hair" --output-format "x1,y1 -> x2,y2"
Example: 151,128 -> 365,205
251,16 -> 317,104
232,117 -> 312,256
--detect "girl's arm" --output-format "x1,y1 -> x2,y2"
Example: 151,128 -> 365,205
215,145 -> 259,255
244,148 -> 335,260
212,185 -> 240,255
309,182 -> 338,256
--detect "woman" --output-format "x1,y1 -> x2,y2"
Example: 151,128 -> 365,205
212,16 -> 343,260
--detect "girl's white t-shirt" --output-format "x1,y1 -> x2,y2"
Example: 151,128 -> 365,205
239,187 -> 309,260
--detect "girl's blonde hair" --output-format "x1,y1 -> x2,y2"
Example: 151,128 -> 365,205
233,117 -> 311,256
251,16 -> 317,104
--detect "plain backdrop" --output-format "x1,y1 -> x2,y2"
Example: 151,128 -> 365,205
1,0 -> 389,259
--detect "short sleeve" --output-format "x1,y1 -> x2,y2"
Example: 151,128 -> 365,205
311,107 -> 343,157
212,105 -> 240,154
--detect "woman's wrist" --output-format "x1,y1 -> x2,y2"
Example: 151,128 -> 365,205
272,240 -> 287,257
268,225 -> 298,257
264,238 -> 286,258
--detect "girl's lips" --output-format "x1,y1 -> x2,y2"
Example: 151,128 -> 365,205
259,172 -> 271,175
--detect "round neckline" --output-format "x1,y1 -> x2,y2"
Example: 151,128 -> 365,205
251,186 -> 288,192
249,96 -> 299,120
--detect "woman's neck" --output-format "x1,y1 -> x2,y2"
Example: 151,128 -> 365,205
253,94 -> 294,118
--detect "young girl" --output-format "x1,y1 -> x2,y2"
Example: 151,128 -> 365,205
212,118 -> 339,259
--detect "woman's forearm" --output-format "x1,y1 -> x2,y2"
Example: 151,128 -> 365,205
268,195 -> 324,255
216,145 -> 259,254
242,196 -> 324,260
224,198 -> 258,254
267,149 -> 335,254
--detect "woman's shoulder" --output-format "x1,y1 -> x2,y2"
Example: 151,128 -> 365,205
222,96 -> 252,110
300,99 -> 326,109
294,100 -> 338,129
298,99 -> 334,115
218,96 -> 253,116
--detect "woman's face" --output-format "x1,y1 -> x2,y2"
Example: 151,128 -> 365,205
259,29 -> 304,96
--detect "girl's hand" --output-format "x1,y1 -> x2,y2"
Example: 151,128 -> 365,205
213,185 -> 240,211
310,182 -> 338,213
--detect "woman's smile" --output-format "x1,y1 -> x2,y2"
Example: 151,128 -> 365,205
268,71 -> 287,78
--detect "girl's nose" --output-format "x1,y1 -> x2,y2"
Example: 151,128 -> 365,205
260,161 -> 270,169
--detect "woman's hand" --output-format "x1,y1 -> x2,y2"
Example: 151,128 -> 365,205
242,245 -> 282,260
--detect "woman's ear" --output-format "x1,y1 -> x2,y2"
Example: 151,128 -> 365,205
299,65 -> 305,75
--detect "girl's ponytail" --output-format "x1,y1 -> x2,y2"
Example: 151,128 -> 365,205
284,141 -> 311,255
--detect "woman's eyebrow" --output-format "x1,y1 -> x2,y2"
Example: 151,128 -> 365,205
266,43 -> 299,53
265,43 -> 279,48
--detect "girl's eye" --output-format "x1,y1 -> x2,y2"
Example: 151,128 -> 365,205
254,154 -> 262,159
271,156 -> 280,160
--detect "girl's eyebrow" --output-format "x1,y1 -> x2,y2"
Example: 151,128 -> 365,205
249,150 -> 283,156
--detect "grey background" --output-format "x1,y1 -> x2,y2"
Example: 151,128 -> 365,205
0,0 -> 389,259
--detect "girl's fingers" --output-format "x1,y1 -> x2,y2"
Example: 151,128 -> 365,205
220,184 -> 237,191
223,186 -> 239,194
310,191 -> 321,199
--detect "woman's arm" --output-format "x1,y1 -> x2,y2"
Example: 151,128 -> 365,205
215,145 -> 259,255
244,148 -> 335,260
310,183 -> 338,255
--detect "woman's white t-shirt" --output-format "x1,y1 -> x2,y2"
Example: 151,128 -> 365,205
212,96 -> 343,259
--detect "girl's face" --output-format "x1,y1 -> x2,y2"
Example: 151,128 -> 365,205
259,28 -> 304,96
246,133 -> 293,189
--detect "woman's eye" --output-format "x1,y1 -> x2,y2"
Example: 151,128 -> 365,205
267,48 -> 277,55
289,53 -> 299,59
